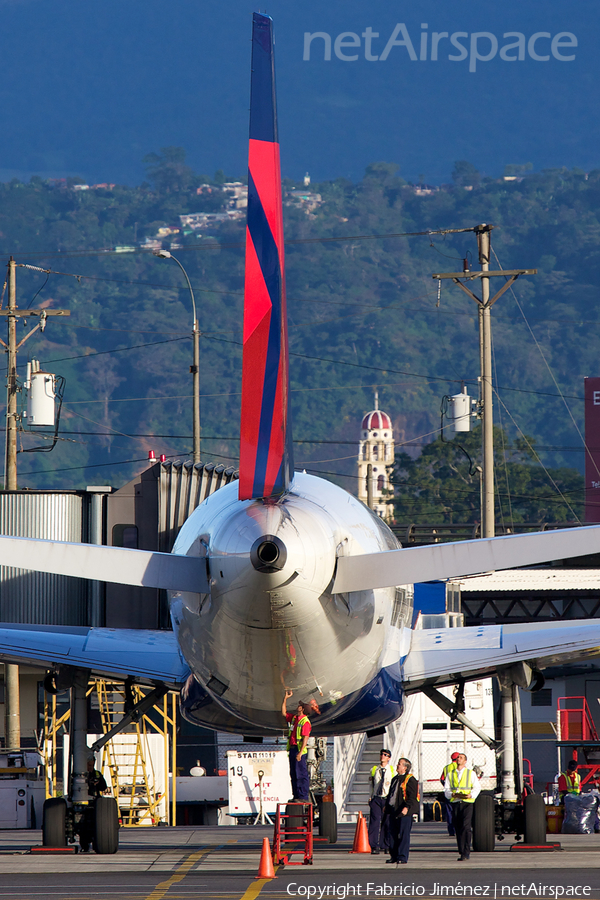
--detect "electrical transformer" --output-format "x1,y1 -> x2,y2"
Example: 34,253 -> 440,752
26,360 -> 56,427
449,387 -> 472,433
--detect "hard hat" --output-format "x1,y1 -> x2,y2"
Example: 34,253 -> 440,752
451,752 -> 460,761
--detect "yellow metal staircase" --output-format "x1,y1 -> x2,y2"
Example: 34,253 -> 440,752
42,679 -> 177,826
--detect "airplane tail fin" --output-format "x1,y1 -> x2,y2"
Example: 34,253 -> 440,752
239,13 -> 293,501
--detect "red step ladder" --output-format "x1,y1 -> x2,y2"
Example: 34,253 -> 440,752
273,802 -> 314,866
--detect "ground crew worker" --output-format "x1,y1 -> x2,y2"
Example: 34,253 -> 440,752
368,749 -> 395,854
79,756 -> 109,852
440,752 -> 460,837
385,757 -> 419,865
558,760 -> 581,800
86,756 -> 108,798
282,690 -> 311,801
444,752 -> 480,861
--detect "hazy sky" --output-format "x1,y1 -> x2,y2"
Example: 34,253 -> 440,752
0,0 -> 597,185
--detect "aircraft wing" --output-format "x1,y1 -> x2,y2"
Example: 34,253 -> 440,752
333,524 -> 600,593
403,619 -> 600,692
0,625 -> 190,688
0,536 -> 208,593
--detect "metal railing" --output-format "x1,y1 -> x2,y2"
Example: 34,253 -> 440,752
557,696 -> 599,742
333,732 -> 366,821
392,522 -> 584,547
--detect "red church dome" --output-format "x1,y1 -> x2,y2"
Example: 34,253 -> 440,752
361,410 -> 392,431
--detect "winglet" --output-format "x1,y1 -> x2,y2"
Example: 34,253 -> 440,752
239,13 -> 293,501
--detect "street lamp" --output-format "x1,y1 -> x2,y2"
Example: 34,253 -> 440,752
153,250 -> 201,464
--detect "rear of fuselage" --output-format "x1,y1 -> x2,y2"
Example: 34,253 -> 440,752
169,473 -> 412,735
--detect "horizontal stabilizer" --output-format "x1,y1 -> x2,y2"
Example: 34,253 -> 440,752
0,624 -> 190,686
404,619 -> 600,691
333,524 -> 600,594
0,536 -> 208,593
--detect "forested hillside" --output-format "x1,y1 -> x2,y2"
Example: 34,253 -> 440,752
0,154 -> 597,522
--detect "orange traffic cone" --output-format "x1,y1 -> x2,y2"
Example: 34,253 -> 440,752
256,837 -> 276,879
349,811 -> 371,853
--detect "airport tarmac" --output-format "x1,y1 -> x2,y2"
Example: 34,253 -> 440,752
0,822 -> 599,874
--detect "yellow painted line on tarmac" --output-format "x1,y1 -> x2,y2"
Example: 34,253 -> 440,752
144,848 -> 209,900
237,874 -> 280,900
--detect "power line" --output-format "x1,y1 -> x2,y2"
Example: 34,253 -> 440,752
311,466 -> 583,506
18,455 -> 150,477
15,265 -> 600,332
51,431 -> 595,451
204,333 -> 586,403
42,336 -> 189,365
7,225 -> 482,261
18,263 -> 244,299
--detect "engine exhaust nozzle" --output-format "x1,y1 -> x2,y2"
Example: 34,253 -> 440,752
250,535 -> 287,573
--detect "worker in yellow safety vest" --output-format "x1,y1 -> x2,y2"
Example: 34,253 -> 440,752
368,749 -> 395,854
282,690 -> 312,801
558,760 -> 581,799
440,752 -> 460,837
444,753 -> 481,861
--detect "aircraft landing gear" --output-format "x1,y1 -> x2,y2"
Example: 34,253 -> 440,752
42,666 -> 120,854
472,794 -> 495,852
318,800 -> 338,843
42,795 -> 120,854
523,793 -> 546,845
473,671 -> 547,851
42,798 -> 67,847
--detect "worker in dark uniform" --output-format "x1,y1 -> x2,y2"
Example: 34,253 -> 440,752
368,749 -> 395,855
79,756 -> 109,852
282,690 -> 311,801
385,757 -> 419,866
86,757 -> 108,798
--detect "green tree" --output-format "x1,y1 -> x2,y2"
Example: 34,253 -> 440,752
392,427 -> 583,525
143,147 -> 198,194
451,160 -> 481,187
503,162 -> 533,177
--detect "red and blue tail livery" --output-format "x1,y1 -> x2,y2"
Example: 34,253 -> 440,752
239,12 -> 293,501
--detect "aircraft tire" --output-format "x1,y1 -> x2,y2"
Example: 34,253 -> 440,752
285,802 -> 304,834
472,794 -> 495,852
93,797 -> 119,854
42,798 -> 67,847
524,793 -> 546,845
318,801 -> 337,843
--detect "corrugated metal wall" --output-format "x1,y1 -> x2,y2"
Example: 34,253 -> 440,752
0,492 -> 88,625
159,461 -> 238,552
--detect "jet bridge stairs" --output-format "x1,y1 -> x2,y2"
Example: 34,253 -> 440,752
334,693 -> 422,825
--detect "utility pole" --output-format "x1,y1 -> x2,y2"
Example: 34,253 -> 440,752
432,226 -> 536,538
433,229 -> 537,812
478,225 -> 494,539
1,257 -> 70,488
1,257 -> 70,749
5,259 -> 17,491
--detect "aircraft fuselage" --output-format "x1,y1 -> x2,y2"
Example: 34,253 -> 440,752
170,473 -> 411,735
